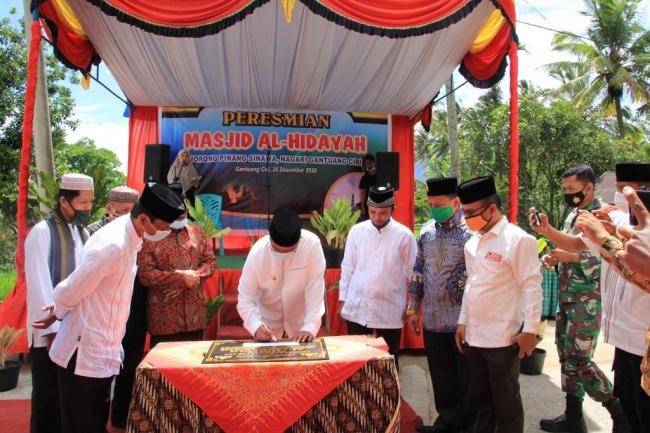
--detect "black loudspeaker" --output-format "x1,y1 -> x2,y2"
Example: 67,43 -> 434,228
143,144 -> 171,183
376,151 -> 400,190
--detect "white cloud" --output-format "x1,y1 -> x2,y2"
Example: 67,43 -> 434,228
454,3 -> 592,107
66,114 -> 129,174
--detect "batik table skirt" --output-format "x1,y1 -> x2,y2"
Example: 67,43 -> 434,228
126,336 -> 400,433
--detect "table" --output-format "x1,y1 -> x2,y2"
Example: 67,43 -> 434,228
127,335 -> 400,433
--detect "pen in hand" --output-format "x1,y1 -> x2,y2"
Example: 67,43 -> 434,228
262,323 -> 277,342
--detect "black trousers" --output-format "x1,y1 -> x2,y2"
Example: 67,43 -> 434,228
110,279 -> 148,428
464,344 -> 523,433
613,348 -> 650,433
346,321 -> 402,369
423,331 -> 475,431
57,351 -> 113,433
30,346 -> 61,433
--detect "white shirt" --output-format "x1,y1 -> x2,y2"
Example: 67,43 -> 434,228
237,230 -> 325,339
339,218 -> 417,329
48,215 -> 142,378
581,209 -> 650,356
25,219 -> 85,348
458,217 -> 542,348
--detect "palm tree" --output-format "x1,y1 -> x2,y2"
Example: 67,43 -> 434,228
545,0 -> 650,137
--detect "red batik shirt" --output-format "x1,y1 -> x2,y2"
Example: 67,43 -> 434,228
138,223 -> 216,336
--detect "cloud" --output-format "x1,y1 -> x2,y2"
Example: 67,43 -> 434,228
66,117 -> 129,173
454,3 -> 592,107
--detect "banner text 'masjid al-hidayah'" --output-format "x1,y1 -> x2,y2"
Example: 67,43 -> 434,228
184,130 -> 368,154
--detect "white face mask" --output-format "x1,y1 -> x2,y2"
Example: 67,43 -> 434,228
271,249 -> 296,262
613,191 -> 629,214
170,218 -> 188,230
144,229 -> 171,242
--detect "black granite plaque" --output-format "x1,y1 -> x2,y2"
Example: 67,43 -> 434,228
201,338 -> 329,363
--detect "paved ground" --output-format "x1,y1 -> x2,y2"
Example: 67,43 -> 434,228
1,320 -> 616,432
399,320 -> 616,432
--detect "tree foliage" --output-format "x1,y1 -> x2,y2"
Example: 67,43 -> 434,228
0,10 -> 77,220
546,0 -> 650,137
0,9 -> 126,268
53,138 -> 126,220
415,83 -> 643,232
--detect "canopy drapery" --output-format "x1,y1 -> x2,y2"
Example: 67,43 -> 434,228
2,0 -> 518,352
34,0 -> 514,112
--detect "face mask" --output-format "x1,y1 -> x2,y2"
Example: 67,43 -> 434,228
465,214 -> 490,232
271,249 -> 296,262
613,191 -> 629,213
144,229 -> 171,242
66,199 -> 90,226
170,218 -> 188,230
429,205 -> 454,223
142,217 -> 171,242
564,190 -> 586,207
464,205 -> 492,232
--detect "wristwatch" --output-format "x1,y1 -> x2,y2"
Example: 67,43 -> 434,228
600,235 -> 623,255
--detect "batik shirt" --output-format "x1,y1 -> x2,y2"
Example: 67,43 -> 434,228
138,223 -> 216,336
557,197 -> 603,303
408,211 -> 471,333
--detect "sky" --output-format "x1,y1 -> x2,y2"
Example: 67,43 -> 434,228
4,1 -> 647,173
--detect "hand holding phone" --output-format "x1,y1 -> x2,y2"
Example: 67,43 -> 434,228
630,190 -> 650,226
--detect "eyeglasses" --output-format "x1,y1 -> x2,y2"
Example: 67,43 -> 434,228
463,204 -> 490,219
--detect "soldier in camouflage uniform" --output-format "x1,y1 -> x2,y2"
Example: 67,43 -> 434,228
531,164 -> 630,433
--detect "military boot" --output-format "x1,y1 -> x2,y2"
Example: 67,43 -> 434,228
603,397 -> 630,433
540,394 -> 588,433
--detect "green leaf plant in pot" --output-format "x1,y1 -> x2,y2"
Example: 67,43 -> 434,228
311,197 -> 360,268
186,197 -> 232,256
204,295 -> 225,339
0,325 -> 23,392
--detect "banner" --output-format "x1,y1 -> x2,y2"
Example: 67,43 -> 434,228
161,108 -> 389,235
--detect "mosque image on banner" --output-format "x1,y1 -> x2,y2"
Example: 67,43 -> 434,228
161,107 -> 390,237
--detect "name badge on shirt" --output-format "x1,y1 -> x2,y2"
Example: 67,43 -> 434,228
485,251 -> 503,262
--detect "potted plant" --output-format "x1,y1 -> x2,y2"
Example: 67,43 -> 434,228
311,197 -> 360,268
0,325 -> 23,392
186,197 -> 231,256
204,295 -> 225,339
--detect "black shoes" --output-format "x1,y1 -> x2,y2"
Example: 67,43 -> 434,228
603,397 -> 631,433
540,394 -> 587,433
539,413 -> 588,433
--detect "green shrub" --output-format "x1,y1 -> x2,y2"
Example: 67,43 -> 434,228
0,271 -> 17,303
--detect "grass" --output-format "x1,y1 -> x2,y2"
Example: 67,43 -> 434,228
0,270 -> 16,302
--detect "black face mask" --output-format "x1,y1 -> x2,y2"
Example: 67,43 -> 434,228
66,199 -> 91,226
564,190 -> 586,208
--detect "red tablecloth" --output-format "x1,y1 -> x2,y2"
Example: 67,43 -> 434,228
204,268 -> 424,349
137,335 -> 393,433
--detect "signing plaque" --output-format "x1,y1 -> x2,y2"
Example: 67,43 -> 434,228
202,338 -> 329,364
